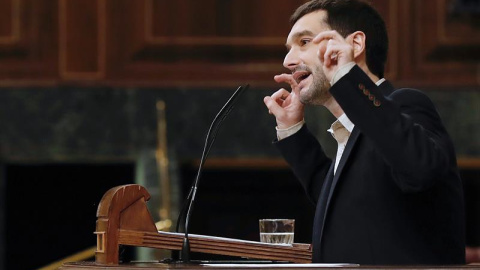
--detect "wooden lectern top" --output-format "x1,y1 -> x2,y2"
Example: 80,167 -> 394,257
92,184 -> 312,266
59,184 -> 480,270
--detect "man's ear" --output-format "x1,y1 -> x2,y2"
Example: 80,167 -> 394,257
350,31 -> 366,59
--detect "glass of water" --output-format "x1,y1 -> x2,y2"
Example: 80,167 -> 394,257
259,219 -> 295,245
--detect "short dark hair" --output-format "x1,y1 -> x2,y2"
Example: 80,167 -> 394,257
291,0 -> 388,78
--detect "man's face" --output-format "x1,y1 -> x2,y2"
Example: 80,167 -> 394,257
284,10 -> 332,106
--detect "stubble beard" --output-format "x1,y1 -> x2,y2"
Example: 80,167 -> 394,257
299,65 -> 332,106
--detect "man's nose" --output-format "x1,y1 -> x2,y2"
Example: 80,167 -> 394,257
283,49 -> 300,70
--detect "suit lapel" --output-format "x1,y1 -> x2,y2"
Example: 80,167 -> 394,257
315,80 -> 395,260
323,80 -> 393,211
312,161 -> 335,261
324,80 -> 393,207
315,128 -> 361,260
325,127 -> 361,214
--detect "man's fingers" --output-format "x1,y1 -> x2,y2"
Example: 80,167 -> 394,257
323,43 -> 338,67
270,88 -> 290,102
263,96 -> 284,116
313,30 -> 343,44
263,96 -> 273,114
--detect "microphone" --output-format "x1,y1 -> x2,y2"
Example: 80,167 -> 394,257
176,84 -> 249,262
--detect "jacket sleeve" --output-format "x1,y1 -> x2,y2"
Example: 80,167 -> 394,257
274,125 -> 333,204
331,65 -> 457,193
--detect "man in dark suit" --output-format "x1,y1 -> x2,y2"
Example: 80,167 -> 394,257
263,0 -> 465,265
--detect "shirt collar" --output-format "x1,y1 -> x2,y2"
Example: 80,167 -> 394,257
327,114 -> 354,135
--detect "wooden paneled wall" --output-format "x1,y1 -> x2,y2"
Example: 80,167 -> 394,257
0,0 -> 478,87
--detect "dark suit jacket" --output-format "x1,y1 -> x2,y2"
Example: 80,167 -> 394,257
275,65 -> 465,265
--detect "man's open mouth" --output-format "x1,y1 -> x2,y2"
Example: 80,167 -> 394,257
293,71 -> 311,84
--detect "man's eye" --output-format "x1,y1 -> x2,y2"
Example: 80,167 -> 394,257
300,39 -> 311,46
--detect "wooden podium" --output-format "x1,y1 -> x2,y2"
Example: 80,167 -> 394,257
60,184 -> 312,269
58,184 -> 480,270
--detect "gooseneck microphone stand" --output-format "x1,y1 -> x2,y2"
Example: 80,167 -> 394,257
174,84 -> 249,263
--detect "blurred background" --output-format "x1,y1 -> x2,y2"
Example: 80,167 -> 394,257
0,0 -> 478,269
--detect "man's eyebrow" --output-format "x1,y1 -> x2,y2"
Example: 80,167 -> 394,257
285,30 -> 316,48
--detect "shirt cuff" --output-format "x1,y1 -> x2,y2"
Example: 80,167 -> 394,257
330,62 -> 356,86
276,120 -> 305,141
